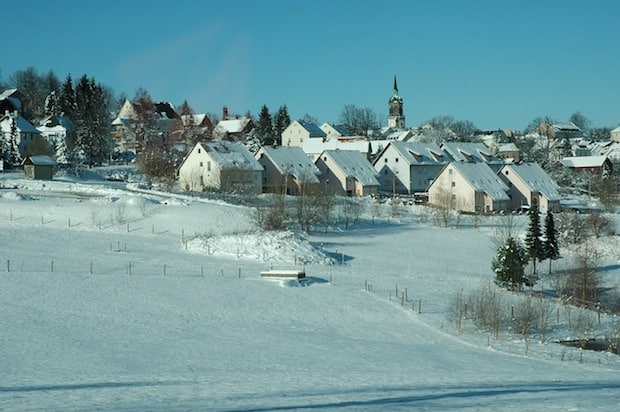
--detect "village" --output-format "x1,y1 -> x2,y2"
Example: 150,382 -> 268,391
1,77 -> 619,217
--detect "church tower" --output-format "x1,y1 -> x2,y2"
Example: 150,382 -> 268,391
387,75 -> 406,129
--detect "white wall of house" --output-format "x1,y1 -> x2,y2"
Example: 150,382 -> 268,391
178,144 -> 221,191
429,165 -> 509,213
179,143 -> 262,194
281,121 -> 309,147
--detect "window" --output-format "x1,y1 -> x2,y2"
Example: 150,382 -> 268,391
395,158 -> 399,162
207,161 -> 211,171
451,181 -> 455,187
448,168 -> 453,174
198,148 -> 201,154
199,162 -> 203,167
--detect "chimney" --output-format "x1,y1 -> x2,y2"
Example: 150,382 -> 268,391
222,106 -> 229,120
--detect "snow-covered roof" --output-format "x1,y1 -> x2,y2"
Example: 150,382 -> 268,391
382,141 -> 446,165
441,142 -> 501,165
451,162 -> 510,201
560,155 -> 609,168
214,117 -> 251,134
257,146 -> 320,183
320,149 -> 379,186
553,122 -> 581,131
501,163 -> 560,201
199,140 -> 262,171
496,143 -> 519,152
22,155 -> 57,166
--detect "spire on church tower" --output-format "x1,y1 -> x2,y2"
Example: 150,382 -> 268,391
388,75 -> 406,129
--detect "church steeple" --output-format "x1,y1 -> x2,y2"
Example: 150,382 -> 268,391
388,75 -> 405,129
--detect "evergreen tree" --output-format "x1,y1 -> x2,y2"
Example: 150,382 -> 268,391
492,236 -> 528,290
73,75 -> 112,166
256,104 -> 274,145
58,74 -> 76,119
524,197 -> 543,277
542,210 -> 560,274
273,104 -> 290,145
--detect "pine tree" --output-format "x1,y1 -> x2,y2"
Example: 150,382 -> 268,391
256,104 -> 274,145
273,104 -> 290,145
524,197 -> 543,277
542,210 -> 560,274
492,236 -> 528,290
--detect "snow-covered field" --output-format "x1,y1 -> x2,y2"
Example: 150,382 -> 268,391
1,169 -> 619,411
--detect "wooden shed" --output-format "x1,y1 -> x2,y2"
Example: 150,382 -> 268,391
22,155 -> 57,180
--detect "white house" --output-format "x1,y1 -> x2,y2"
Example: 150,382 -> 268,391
282,120 -> 327,148
610,126 -> 620,143
498,162 -> 561,213
254,145 -> 320,195
178,141 -> 263,194
428,162 -> 510,213
315,149 -> 380,196
373,141 -> 447,195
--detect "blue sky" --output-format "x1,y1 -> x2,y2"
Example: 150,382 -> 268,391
3,0 -> 619,130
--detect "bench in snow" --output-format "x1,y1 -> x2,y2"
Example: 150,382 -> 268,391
260,269 -> 306,279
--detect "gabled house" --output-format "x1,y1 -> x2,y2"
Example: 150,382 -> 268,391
559,155 -> 613,175
320,123 -> 350,138
0,111 -> 42,161
282,120 -> 327,147
611,126 -> 620,143
373,141 -> 447,195
37,115 -> 76,164
315,149 -> 380,197
178,140 -> 263,194
498,162 -> 561,213
428,162 -> 510,213
440,142 -> 504,172
254,145 -> 320,195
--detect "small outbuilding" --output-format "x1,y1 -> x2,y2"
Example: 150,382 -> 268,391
21,155 -> 56,180
260,269 -> 306,279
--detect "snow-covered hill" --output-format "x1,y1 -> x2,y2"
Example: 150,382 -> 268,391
1,170 -> 619,411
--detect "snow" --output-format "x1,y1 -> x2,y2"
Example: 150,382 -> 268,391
1,168 -> 619,411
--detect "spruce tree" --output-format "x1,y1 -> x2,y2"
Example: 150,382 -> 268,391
273,104 -> 290,145
492,236 -> 528,290
524,197 -> 543,277
256,104 -> 274,145
58,74 -> 76,119
543,210 -> 560,274
73,75 -> 112,166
